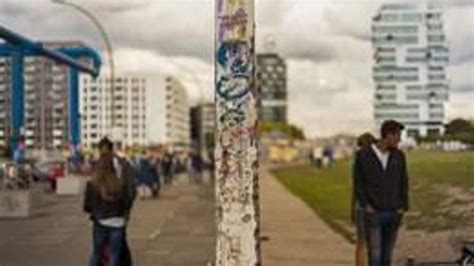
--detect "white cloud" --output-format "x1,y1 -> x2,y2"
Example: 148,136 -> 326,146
0,0 -> 473,137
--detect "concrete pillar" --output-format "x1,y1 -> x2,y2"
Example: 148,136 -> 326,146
215,0 -> 260,265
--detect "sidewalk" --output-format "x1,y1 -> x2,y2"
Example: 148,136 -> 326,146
0,174 -> 215,266
260,170 -> 354,266
128,174 -> 215,266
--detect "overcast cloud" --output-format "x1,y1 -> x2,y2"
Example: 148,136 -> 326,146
0,0 -> 472,137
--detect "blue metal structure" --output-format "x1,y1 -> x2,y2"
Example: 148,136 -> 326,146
0,26 -> 101,161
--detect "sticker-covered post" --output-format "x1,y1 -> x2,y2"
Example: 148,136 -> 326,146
215,0 -> 260,265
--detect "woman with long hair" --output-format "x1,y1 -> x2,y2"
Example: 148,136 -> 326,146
84,156 -> 134,266
351,132 -> 377,266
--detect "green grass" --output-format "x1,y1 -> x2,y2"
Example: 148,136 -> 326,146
272,150 -> 474,242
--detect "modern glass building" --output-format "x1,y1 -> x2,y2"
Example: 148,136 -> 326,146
257,53 -> 288,123
372,3 -> 450,138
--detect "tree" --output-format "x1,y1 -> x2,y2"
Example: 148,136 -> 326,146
260,122 -> 305,140
445,118 -> 474,136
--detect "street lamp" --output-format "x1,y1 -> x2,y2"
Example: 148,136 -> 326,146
51,0 -> 120,141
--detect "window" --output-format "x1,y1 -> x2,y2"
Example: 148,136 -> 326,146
427,24 -> 442,31
380,13 -> 399,22
402,13 -> 422,22
375,93 -> 396,101
429,66 -> 444,71
429,113 -> 444,119
429,103 -> 443,109
427,128 -> 440,136
429,46 -> 449,53
426,13 -> 441,20
428,74 -> 446,80
374,113 -> 418,120
373,25 -> 417,33
406,93 -> 427,100
374,75 -> 417,82
376,56 -> 396,63
406,57 -> 427,63
406,85 -> 422,91
432,57 -> 449,63
407,129 -> 419,138
428,35 -> 445,42
377,85 -> 396,91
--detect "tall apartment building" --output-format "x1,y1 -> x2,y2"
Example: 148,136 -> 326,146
0,41 -> 84,150
372,3 -> 450,138
257,53 -> 288,123
190,103 -> 216,152
147,76 -> 190,146
80,76 -> 147,149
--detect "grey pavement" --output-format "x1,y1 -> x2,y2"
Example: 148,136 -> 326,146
0,174 -> 215,266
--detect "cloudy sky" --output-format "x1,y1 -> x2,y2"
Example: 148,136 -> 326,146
1,0 -> 473,137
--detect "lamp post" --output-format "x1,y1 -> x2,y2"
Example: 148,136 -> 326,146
52,0 -> 120,142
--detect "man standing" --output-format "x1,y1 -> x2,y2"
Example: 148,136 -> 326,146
353,120 -> 409,266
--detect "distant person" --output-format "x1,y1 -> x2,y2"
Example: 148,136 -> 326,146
150,155 -> 162,197
322,146 -> 334,167
208,150 -> 215,181
188,151 -> 203,183
162,151 -> 175,185
135,154 -> 158,199
353,121 -> 409,266
351,133 -> 377,266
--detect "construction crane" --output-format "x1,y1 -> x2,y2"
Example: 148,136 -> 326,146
0,25 -> 101,162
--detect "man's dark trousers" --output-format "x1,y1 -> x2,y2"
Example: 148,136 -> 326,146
366,210 -> 403,266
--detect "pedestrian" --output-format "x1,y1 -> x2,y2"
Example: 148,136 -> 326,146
188,151 -> 203,183
208,150 -> 215,181
135,154 -> 157,199
353,121 -> 409,266
162,151 -> 175,185
84,137 -> 136,266
351,132 -> 377,266
150,155 -> 161,197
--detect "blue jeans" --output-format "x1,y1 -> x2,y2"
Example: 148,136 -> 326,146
366,210 -> 402,266
89,223 -> 125,266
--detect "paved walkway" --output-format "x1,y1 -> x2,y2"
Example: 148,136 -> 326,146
260,170 -> 354,266
128,174 -> 215,266
0,174 -> 215,266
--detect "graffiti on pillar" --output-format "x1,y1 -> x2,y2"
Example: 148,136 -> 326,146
215,0 -> 260,265
217,6 -> 249,41
217,41 -> 250,100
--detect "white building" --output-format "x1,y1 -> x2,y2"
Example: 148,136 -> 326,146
80,76 -> 147,149
147,76 -> 190,146
372,3 -> 450,138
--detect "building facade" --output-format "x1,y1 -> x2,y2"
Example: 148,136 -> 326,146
190,103 -> 216,152
257,53 -> 288,123
80,76 -> 147,149
372,3 -> 450,138
0,41 -> 84,150
153,76 -> 191,147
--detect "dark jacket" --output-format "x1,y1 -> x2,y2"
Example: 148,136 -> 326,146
353,146 -> 409,211
84,157 -> 136,221
135,158 -> 156,187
